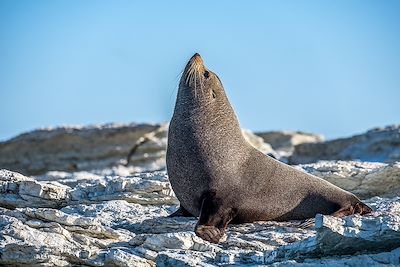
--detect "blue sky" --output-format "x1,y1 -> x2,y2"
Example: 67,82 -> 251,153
1,1 -> 399,141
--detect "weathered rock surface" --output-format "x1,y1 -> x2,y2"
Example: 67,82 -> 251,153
256,130 -> 324,159
290,125 -> 400,164
1,169 -> 400,266
1,124 -> 400,266
0,123 -> 162,175
1,123 -> 399,178
296,161 -> 400,198
265,196 -> 400,264
0,169 -> 177,209
2,159 -> 399,210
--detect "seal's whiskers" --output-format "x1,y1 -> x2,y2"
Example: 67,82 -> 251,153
184,59 -> 207,100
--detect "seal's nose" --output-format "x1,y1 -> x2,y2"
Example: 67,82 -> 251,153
191,53 -> 201,61
190,53 -> 203,66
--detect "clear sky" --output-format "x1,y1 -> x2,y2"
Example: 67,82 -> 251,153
1,1 -> 399,141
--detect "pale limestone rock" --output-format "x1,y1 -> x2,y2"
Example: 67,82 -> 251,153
0,169 -> 71,208
22,208 -> 98,227
296,161 -> 400,198
1,169 -> 177,208
69,171 -> 177,206
242,129 -> 277,156
0,204 -> 137,266
103,248 -> 153,267
156,251 -> 216,267
1,123 -> 400,267
0,213 -> 90,266
142,232 -> 215,252
270,247 -> 400,266
256,130 -> 324,158
1,192 -> 399,266
61,200 -> 171,230
264,198 -> 400,264
4,158 -> 399,212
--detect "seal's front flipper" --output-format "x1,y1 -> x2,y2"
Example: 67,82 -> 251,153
168,205 -> 193,217
331,202 -> 373,218
194,191 -> 237,243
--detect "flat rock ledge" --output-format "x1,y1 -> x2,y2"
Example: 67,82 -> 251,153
296,161 -> 400,198
1,169 -> 400,266
2,160 -> 399,210
290,125 -> 400,164
0,169 -> 177,209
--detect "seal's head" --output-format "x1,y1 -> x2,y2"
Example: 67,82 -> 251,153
177,53 -> 229,109
172,53 -> 242,141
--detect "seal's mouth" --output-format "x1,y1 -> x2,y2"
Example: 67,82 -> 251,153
184,53 -> 205,88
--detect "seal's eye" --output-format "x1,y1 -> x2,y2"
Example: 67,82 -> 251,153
204,71 -> 210,79
212,90 -> 216,99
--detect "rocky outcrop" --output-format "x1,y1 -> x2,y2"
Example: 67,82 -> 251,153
290,125 -> 400,164
242,129 -> 277,157
0,123 -> 162,175
0,124 -> 276,176
1,124 -> 399,178
1,169 -> 400,266
296,161 -> 400,198
2,160 -> 398,211
265,198 -> 400,264
256,130 -> 324,159
0,169 -> 176,209
2,123 -> 399,178
1,124 -> 400,266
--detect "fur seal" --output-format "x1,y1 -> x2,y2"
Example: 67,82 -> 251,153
166,53 -> 372,243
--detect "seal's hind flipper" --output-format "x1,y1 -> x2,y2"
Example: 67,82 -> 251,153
195,225 -> 225,244
331,202 -> 373,218
168,206 -> 194,217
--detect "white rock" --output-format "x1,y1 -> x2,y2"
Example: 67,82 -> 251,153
1,166 -> 400,266
256,130 -> 324,159
103,248 -> 153,267
0,169 -> 178,208
296,161 -> 400,198
142,232 -> 216,252
270,247 -> 400,266
242,129 -> 277,157
265,197 -> 400,264
156,250 -> 216,267
0,169 -> 71,208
